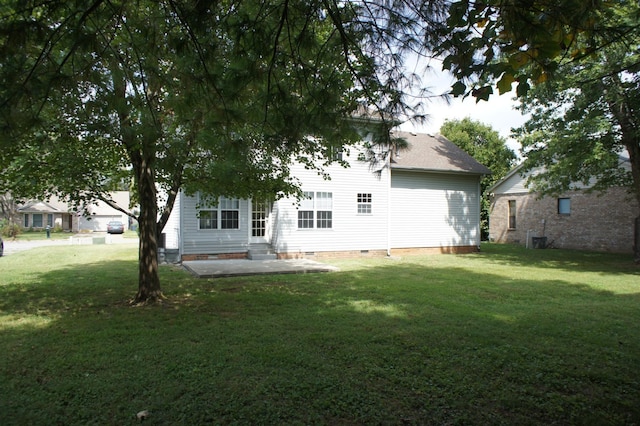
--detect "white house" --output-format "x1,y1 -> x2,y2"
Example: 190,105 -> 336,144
163,132 -> 491,261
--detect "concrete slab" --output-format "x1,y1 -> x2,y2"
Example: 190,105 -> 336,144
182,258 -> 339,278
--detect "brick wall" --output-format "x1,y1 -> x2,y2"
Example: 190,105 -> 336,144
489,187 -> 639,253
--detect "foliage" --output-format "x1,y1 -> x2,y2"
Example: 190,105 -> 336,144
1,244 -> 639,424
514,48 -> 639,196
0,1 -> 634,302
0,220 -> 20,238
0,1 -> 398,302
0,193 -> 20,225
440,118 -> 516,239
512,1 -> 640,258
436,0 -> 640,100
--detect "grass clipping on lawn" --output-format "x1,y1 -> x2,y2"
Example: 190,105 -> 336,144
1,244 -> 639,425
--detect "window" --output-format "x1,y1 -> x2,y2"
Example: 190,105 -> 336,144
32,213 -> 43,228
24,215 -> 29,227
357,193 -> 372,214
199,210 -> 217,229
298,191 -> 333,229
298,192 -> 315,229
558,198 -> 571,215
316,192 -> 332,228
220,197 -> 240,229
47,214 -> 53,227
326,146 -> 343,161
198,196 -> 240,230
508,200 -> 516,229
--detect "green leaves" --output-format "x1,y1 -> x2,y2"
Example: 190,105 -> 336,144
437,0 -> 640,101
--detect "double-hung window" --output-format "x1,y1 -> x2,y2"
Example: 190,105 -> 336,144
316,192 -> 333,228
357,193 -> 372,214
198,195 -> 240,230
298,191 -> 333,229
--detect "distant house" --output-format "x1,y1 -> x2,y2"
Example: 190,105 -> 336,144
19,192 -> 130,233
488,162 -> 638,253
162,132 -> 491,261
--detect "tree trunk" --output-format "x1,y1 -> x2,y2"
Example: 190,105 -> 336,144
132,153 -> 163,304
634,217 -> 640,264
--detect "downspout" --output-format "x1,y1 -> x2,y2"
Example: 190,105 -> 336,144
179,191 -> 184,261
387,153 -> 392,256
478,178 -> 482,250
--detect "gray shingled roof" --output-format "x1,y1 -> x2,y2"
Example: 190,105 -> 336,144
390,131 -> 492,175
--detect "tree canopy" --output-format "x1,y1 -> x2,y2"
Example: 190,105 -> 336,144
437,0 -> 640,100
513,1 -> 640,259
1,0 -> 634,302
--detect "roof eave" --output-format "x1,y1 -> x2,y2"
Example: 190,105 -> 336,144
391,165 -> 491,176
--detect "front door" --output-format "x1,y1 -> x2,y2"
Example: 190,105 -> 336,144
250,200 -> 271,244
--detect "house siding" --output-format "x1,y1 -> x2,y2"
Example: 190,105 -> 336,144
390,171 -> 481,249
273,148 -> 390,255
175,135 -> 488,260
161,193 -> 181,250
180,194 -> 250,256
490,188 -> 638,253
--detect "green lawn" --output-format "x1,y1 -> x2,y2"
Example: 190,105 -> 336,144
11,229 -> 138,241
1,244 -> 639,425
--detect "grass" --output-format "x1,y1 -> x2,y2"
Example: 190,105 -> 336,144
9,230 -> 71,241
1,244 -> 639,425
9,229 -> 138,241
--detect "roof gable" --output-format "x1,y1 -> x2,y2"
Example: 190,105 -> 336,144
18,200 -> 64,213
391,132 -> 491,175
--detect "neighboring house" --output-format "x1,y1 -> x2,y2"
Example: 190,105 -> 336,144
19,192 -> 130,233
163,132 -> 491,261
488,162 -> 638,253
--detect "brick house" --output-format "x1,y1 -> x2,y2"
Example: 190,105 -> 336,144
488,164 -> 638,253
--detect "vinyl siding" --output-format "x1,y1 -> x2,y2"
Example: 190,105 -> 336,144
161,193 -> 181,249
273,147 -> 390,253
390,171 -> 480,248
492,169 -> 529,194
180,194 -> 250,255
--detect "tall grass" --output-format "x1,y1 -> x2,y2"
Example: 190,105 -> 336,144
1,244 -> 639,425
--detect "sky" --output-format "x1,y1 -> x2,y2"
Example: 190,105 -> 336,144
398,66 -> 530,153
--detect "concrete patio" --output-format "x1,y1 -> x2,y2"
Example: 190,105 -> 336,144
182,258 -> 339,278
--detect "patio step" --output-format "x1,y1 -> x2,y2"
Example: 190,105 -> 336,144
248,243 -> 277,260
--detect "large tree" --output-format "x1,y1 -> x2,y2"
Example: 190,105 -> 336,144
0,1 -> 633,303
513,2 -> 640,260
0,1 -> 435,303
440,118 -> 516,239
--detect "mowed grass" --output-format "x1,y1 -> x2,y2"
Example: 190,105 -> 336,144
1,244 -> 639,425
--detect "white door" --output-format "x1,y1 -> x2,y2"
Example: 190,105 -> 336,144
250,200 -> 271,244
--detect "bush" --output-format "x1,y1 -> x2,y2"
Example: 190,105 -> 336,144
1,222 -> 21,238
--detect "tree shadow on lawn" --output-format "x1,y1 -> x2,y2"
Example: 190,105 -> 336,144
1,258 -> 640,425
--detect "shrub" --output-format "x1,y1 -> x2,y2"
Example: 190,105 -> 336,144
1,222 -> 21,238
